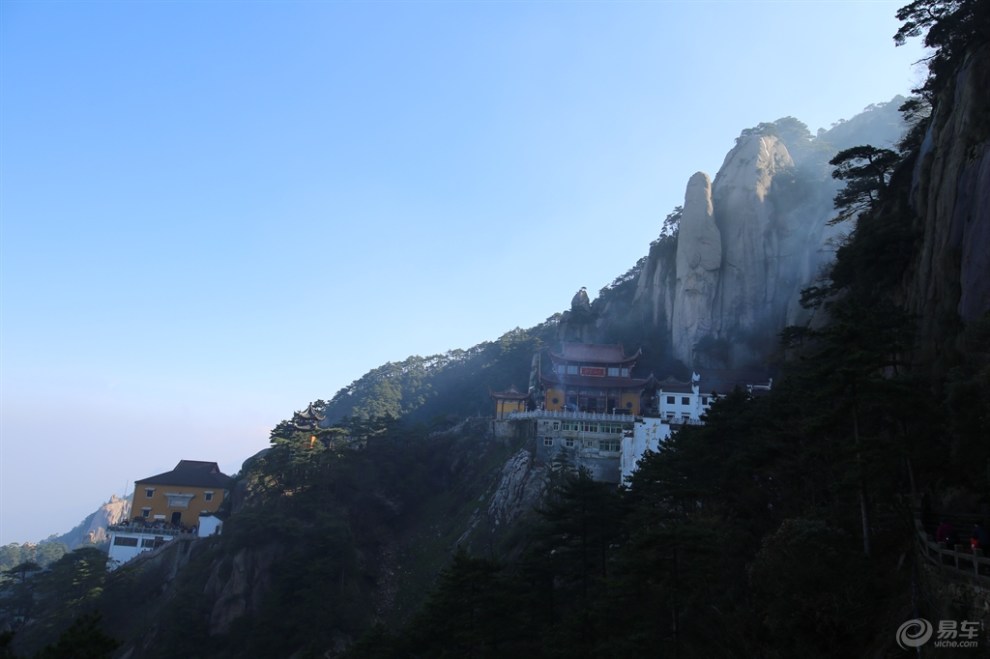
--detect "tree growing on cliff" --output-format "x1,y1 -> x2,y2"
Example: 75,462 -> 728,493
895,0 -> 990,95
828,145 -> 899,225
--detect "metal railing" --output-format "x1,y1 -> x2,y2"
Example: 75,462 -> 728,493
916,519 -> 990,583
506,409 -> 635,422
107,522 -> 197,536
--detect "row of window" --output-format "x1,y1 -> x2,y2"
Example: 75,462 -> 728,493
549,421 -> 627,434
144,487 -> 214,502
662,395 -> 712,406
112,536 -> 162,548
543,437 -> 621,452
556,365 -> 630,377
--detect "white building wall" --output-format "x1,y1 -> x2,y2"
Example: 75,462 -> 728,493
620,417 -> 672,483
107,530 -> 175,570
198,515 -> 223,537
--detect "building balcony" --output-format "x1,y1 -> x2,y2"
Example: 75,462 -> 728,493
507,409 -> 636,422
107,521 -> 198,537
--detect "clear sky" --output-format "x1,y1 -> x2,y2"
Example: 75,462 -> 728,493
0,1 -> 927,545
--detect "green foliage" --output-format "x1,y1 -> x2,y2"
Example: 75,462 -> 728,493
405,549 -> 518,658
748,519 -> 884,659
896,95 -> 933,151
894,0 -> 990,95
736,116 -> 811,146
828,145 -> 900,225
319,326 -> 553,424
0,544 -> 67,582
33,613 -> 119,659
1,547 -> 110,657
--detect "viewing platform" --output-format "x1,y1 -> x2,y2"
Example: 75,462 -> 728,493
108,521 -> 198,536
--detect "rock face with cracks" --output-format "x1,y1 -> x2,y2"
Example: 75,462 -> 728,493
618,100 -> 910,369
672,172 -> 721,364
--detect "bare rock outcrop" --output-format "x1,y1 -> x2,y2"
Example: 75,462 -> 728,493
204,544 -> 284,635
487,449 -> 544,531
672,172 -> 721,362
906,43 -> 990,364
48,493 -> 131,548
709,135 -> 795,362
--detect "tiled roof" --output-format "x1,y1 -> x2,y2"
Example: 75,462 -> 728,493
136,460 -> 233,489
491,386 -> 529,400
656,376 -> 694,393
550,343 -> 641,364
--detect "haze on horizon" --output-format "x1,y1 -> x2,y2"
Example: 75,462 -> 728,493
0,1 -> 927,545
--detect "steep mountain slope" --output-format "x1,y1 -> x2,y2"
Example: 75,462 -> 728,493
903,43 -> 990,369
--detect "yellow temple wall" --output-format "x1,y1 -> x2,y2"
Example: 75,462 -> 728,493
544,387 -> 566,411
620,391 -> 640,415
495,399 -> 526,418
132,483 -> 225,527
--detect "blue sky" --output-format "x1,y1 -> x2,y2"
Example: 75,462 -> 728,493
0,1 -> 927,544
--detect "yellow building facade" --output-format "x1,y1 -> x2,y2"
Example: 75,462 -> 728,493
133,460 -> 232,528
491,386 -> 529,419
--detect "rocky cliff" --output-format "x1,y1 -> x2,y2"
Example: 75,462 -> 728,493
47,494 -> 130,548
601,101 -> 910,368
904,43 -> 990,367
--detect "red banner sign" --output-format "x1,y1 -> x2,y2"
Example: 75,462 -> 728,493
580,366 -> 606,377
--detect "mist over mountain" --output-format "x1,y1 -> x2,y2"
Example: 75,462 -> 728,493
4,5 -> 989,656
316,99 -> 908,423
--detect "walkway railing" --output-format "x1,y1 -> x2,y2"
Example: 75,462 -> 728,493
916,519 -> 990,583
108,522 -> 198,536
506,410 -> 636,422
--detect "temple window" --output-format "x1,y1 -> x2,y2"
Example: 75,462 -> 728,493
165,493 -> 194,509
681,396 -> 690,405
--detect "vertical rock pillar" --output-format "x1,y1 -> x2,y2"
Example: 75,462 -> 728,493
672,172 -> 722,365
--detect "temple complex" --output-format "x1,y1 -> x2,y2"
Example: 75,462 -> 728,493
492,339 -> 772,484
540,343 -> 655,415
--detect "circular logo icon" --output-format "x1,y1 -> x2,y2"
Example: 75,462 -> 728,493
896,618 -> 933,650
